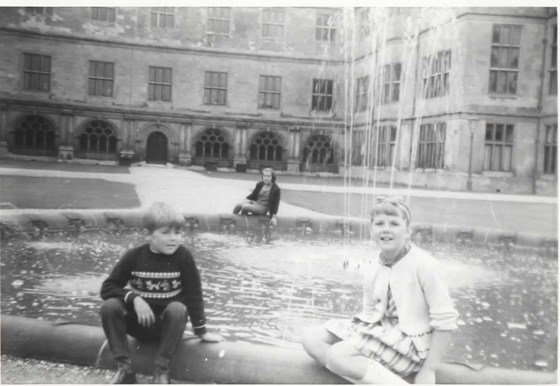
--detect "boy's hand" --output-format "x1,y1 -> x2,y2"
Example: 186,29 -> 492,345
270,217 -> 277,227
133,297 -> 155,327
200,332 -> 223,343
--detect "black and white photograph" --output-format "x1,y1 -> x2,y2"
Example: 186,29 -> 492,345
0,1 -> 557,384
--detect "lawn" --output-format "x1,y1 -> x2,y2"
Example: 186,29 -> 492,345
0,175 -> 140,209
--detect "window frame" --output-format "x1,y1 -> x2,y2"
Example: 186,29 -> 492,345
484,123 -> 515,172
311,78 -> 334,112
150,7 -> 174,29
416,122 -> 446,169
207,7 -> 231,35
355,76 -> 369,112
23,53 -> 51,92
489,24 -> 522,95
203,71 -> 228,106
543,124 -> 557,175
381,63 -> 402,104
91,7 -> 116,23
88,60 -> 114,97
315,13 -> 336,42
550,25 -> 557,95
422,50 -> 451,99
262,8 -> 285,39
148,66 -> 172,102
258,75 -> 281,110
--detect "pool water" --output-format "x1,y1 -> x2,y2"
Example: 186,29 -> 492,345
1,230 -> 557,372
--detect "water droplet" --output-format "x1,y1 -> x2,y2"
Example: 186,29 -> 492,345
11,279 -> 24,288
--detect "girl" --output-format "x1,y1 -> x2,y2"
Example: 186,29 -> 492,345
232,168 -> 281,226
302,196 -> 458,384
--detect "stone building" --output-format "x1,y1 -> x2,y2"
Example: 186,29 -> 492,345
0,7 -> 556,194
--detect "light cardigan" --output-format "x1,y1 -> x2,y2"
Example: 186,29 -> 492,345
355,244 -> 458,355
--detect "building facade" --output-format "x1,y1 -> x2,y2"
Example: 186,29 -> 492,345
0,7 -> 557,194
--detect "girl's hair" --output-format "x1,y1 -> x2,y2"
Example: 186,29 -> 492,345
370,196 -> 411,226
262,167 -> 276,183
143,202 -> 185,233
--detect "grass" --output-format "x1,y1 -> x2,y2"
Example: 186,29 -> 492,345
0,175 -> 140,209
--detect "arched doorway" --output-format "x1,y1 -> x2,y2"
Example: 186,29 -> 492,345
146,131 -> 168,164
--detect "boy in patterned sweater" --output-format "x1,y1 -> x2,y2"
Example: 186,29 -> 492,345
100,202 -> 222,384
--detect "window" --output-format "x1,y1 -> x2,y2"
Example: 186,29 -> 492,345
26,7 -> 53,16
550,25 -> 557,95
417,122 -> 446,169
148,67 -> 172,101
351,130 -> 364,165
23,53 -> 51,91
382,63 -> 401,104
250,132 -> 283,162
204,71 -> 227,105
13,115 -> 56,153
79,120 -> 118,154
312,79 -> 334,112
489,25 -> 522,95
303,134 -> 334,165
355,76 -> 369,112
422,50 -> 451,98
258,75 -> 281,109
262,8 -> 284,39
89,61 -> 114,97
151,7 -> 174,28
371,126 -> 397,167
484,123 -> 514,171
194,128 -> 229,159
358,8 -> 371,38
207,7 -> 230,35
544,124 -> 557,174
316,13 -> 336,41
91,7 -> 115,22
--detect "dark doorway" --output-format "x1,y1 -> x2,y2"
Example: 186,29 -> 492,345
146,131 -> 168,164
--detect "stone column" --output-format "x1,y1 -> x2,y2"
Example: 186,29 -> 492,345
58,111 -> 74,160
233,123 -> 248,170
119,118 -> 135,161
178,121 -> 192,166
287,126 -> 302,173
0,104 -> 8,157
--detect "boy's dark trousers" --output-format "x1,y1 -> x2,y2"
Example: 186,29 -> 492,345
100,298 -> 187,371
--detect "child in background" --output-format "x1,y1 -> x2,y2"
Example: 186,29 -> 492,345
233,167 -> 281,226
99,202 -> 222,384
302,196 -> 458,384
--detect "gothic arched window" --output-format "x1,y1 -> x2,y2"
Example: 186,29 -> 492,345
13,115 -> 56,153
79,120 -> 118,154
249,131 -> 283,162
194,128 -> 229,159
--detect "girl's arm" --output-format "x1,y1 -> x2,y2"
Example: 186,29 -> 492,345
413,329 -> 452,384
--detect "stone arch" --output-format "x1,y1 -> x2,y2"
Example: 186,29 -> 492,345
192,127 -> 233,168
301,132 -> 339,173
75,118 -> 121,160
247,129 -> 287,171
136,122 -> 180,163
10,113 -> 58,156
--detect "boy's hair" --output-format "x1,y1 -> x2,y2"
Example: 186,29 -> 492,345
262,167 -> 276,183
370,196 -> 411,226
143,202 -> 185,233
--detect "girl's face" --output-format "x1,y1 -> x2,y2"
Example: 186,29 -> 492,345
370,213 -> 411,256
148,226 -> 183,255
262,170 -> 272,185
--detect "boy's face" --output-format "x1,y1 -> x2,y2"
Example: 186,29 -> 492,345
148,227 -> 183,255
262,170 -> 272,185
370,213 -> 411,255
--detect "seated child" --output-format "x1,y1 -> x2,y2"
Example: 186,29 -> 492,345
232,167 -> 281,226
99,202 -> 222,384
302,196 -> 458,384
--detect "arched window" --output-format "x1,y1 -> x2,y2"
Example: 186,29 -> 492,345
303,134 -> 334,165
249,131 -> 283,162
194,128 -> 229,159
79,120 -> 118,154
13,115 -> 56,154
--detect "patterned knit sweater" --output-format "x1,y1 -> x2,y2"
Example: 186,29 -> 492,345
100,244 -> 207,335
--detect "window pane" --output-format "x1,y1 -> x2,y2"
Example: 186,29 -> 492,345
508,72 -> 517,94
497,71 -> 507,93
509,48 -> 519,68
492,25 -> 501,43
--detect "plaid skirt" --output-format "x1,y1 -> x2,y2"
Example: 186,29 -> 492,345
324,317 -> 425,377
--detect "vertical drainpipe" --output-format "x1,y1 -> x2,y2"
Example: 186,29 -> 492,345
532,23 -> 548,194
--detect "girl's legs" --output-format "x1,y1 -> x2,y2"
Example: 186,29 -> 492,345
327,341 -> 408,384
240,201 -> 268,215
301,326 -> 340,366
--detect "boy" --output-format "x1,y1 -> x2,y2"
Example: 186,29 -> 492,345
100,202 -> 222,384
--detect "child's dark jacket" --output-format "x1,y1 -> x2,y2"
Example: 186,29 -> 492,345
246,181 -> 281,218
100,244 -> 207,335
